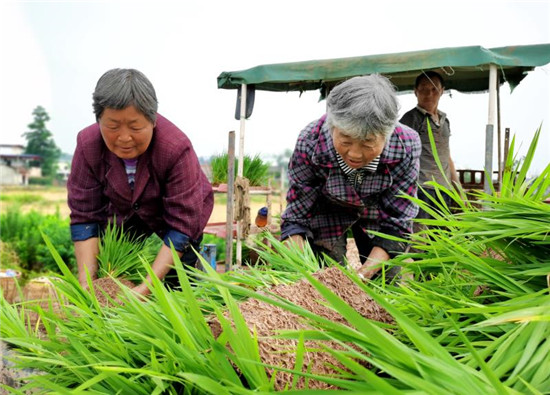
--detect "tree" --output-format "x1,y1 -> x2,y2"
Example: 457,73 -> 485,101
22,106 -> 61,178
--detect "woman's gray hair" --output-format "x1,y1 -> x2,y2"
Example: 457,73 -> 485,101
92,68 -> 158,124
326,74 -> 399,140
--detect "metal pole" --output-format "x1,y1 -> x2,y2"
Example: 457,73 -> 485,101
236,84 -> 247,266
237,84 -> 247,178
484,64 -> 498,194
225,131 -> 235,272
504,128 -> 511,171
497,75 -> 502,191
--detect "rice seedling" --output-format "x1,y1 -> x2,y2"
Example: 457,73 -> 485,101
210,152 -> 270,186
2,128 -> 549,393
96,220 -> 156,282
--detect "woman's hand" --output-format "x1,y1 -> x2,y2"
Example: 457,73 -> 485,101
357,246 -> 390,280
132,282 -> 151,297
283,234 -> 305,250
357,263 -> 380,280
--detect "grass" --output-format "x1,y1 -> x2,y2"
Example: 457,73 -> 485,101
0,185 -> 69,217
0,193 -> 46,204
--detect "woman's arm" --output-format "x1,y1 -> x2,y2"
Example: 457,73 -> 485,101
132,243 -> 183,296
74,237 -> 100,287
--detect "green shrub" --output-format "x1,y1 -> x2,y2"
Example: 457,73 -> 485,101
0,241 -> 21,270
201,234 -> 258,265
35,214 -> 75,273
0,208 -> 75,274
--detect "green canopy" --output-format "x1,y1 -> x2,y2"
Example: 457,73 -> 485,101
217,44 -> 550,95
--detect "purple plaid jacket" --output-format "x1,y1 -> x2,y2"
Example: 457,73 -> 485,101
67,114 -> 214,251
281,116 -> 421,256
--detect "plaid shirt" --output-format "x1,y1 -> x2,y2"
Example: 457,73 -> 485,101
67,114 -> 214,252
281,115 -> 421,256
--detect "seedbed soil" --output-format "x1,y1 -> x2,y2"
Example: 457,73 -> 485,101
209,266 -> 393,390
91,277 -> 136,307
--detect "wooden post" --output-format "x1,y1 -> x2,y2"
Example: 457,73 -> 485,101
279,165 -> 285,217
225,131 -> 236,271
266,179 -> 272,225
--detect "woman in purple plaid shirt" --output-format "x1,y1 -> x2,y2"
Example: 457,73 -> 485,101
68,69 -> 213,295
281,75 -> 421,280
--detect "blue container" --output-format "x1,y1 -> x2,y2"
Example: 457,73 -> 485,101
199,243 -> 217,271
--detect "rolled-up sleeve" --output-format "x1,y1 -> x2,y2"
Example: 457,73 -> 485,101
70,223 -> 100,241
163,229 -> 191,252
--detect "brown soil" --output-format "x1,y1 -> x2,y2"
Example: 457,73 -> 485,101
209,266 -> 393,390
91,277 -> 136,307
480,247 -> 507,261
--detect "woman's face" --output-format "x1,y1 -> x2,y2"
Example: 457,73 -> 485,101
99,106 -> 154,159
332,127 -> 385,169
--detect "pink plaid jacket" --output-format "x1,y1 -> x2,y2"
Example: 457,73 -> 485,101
281,115 -> 421,255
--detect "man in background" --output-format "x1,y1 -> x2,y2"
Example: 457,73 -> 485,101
400,71 -> 459,231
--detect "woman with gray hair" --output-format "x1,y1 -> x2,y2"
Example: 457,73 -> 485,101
281,74 -> 421,279
68,68 -> 213,295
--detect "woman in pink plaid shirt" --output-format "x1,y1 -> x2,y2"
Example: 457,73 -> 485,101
281,75 -> 421,280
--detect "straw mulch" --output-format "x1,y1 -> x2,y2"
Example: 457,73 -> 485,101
210,266 -> 394,390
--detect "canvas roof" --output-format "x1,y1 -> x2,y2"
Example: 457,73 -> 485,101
217,44 -> 550,95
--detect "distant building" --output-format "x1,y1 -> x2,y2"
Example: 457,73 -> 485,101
0,144 -> 42,185
57,160 -> 71,182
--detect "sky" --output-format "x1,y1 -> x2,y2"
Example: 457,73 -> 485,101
1,0 -> 549,175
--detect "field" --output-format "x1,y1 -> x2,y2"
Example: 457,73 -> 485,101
0,185 -> 286,223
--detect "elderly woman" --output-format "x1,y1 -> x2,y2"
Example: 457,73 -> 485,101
68,68 -> 213,295
281,74 -> 421,279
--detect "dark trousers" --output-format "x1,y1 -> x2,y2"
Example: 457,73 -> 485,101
163,237 -> 202,290
310,223 -> 400,280
123,215 -> 202,290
